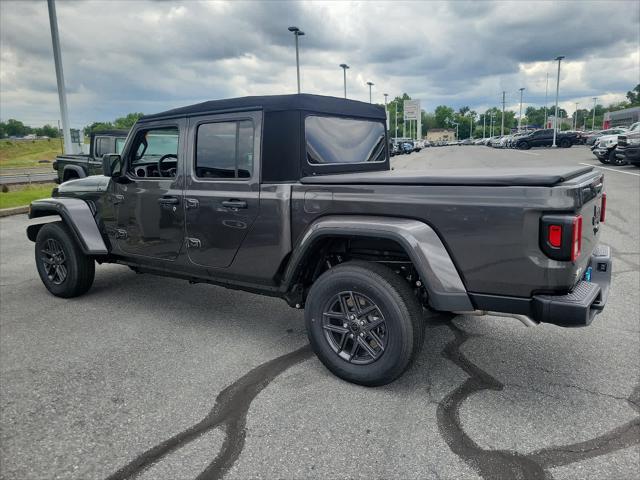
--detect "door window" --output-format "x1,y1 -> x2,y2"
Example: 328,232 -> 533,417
195,120 -> 254,179
127,127 -> 179,177
94,137 -> 110,157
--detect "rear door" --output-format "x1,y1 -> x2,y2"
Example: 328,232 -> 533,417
183,111 -> 262,268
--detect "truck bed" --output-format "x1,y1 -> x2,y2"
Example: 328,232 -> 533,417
300,165 -> 593,187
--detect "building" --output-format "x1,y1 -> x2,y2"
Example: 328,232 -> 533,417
603,107 -> 640,129
426,128 -> 456,142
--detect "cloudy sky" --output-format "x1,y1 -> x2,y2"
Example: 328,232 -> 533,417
1,0 -> 638,128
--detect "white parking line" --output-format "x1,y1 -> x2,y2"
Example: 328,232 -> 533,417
512,150 -> 540,156
579,163 -> 640,177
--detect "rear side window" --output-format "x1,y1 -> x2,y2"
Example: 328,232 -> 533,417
196,120 -> 254,179
94,137 -> 110,157
305,116 -> 386,165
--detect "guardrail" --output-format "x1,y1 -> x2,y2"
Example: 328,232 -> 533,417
0,172 -> 57,185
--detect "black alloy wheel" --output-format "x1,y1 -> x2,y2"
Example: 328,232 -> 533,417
321,291 -> 387,365
40,238 -> 68,285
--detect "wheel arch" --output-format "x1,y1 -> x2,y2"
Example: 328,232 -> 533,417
62,165 -> 86,181
282,215 -> 473,312
27,198 -> 108,255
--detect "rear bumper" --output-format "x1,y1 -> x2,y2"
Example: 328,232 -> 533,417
469,245 -> 612,327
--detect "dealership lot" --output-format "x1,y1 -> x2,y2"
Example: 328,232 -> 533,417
1,146 -> 638,479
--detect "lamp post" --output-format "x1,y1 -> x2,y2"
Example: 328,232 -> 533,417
366,81 -> 374,104
544,72 -> 549,128
592,97 -> 597,130
469,113 -> 474,139
574,102 -> 579,130
518,87 -> 525,132
482,113 -> 486,138
288,26 -> 305,94
552,55 -> 564,147
383,93 -> 389,129
339,63 -> 349,98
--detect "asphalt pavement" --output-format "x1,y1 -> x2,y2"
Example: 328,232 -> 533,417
1,145 -> 638,479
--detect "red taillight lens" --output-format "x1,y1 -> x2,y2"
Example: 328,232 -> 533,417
571,215 -> 582,262
548,225 -> 562,247
600,193 -> 606,223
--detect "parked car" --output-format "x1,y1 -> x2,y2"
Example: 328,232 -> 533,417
486,136 -> 501,146
585,128 -> 628,146
26,94 -> 611,387
52,130 -> 128,183
401,142 -> 414,154
592,122 -> 640,165
460,139 -> 473,145
515,129 -> 580,149
616,129 -> 640,166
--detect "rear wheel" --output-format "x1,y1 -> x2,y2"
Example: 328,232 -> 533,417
305,261 -> 425,386
559,138 -> 571,148
35,222 -> 95,298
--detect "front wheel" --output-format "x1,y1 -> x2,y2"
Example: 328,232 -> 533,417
305,261 -> 425,386
518,141 -> 530,150
559,138 -> 571,148
35,222 -> 95,298
609,149 -> 627,166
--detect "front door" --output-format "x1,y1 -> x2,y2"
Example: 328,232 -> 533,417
182,112 -> 261,268
115,121 -> 186,260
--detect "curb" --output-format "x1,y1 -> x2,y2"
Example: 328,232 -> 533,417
0,206 -> 29,218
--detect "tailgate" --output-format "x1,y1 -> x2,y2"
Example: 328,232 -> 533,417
576,171 -> 605,266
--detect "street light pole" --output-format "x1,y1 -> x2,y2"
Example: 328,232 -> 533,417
339,63 -> 349,98
518,87 -> 525,132
552,55 -> 564,148
501,91 -> 506,136
288,26 -> 305,94
544,72 -> 549,128
383,93 -> 389,129
47,0 -> 72,154
482,113 -> 486,138
592,97 -> 597,130
574,102 -> 579,130
469,114 -> 473,139
367,81 -> 374,104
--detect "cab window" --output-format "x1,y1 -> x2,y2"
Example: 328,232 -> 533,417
127,127 -> 179,177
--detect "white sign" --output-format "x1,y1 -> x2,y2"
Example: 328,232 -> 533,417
403,99 -> 420,120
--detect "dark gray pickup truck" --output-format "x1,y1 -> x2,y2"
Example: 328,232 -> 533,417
52,130 -> 128,183
26,94 -> 611,386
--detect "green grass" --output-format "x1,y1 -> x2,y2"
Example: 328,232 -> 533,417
0,183 -> 56,209
0,139 -> 63,169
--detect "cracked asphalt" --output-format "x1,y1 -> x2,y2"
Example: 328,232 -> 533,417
1,146 -> 638,479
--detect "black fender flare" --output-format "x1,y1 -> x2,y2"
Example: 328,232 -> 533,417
62,165 -> 86,181
282,215 -> 473,312
26,198 -> 108,255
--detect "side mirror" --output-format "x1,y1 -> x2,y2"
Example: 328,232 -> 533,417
102,154 -> 121,178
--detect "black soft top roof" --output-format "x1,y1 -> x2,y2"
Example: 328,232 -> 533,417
140,93 -> 386,122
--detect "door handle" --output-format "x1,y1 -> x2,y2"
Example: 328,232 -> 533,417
158,196 -> 179,205
221,199 -> 247,209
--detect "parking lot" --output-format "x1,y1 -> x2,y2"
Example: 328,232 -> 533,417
1,145 -> 638,479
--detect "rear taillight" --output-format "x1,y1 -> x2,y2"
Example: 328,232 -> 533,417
548,225 -> 562,247
541,214 -> 583,262
571,215 -> 582,262
600,193 -> 606,223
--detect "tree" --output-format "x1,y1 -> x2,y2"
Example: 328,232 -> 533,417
626,84 -> 640,106
2,119 -> 32,137
34,124 -> 59,138
84,121 -> 114,136
113,112 -> 144,129
434,105 -> 454,128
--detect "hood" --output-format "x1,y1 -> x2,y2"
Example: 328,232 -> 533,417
57,175 -> 110,194
595,134 -> 619,146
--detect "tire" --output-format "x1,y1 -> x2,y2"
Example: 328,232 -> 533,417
559,138 -> 571,148
609,149 -> 627,166
305,260 -> 425,387
35,222 -> 95,298
597,156 -> 609,164
518,141 -> 530,150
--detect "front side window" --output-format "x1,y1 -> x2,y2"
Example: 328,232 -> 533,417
128,127 -> 179,177
195,120 -> 254,179
306,116 -> 386,165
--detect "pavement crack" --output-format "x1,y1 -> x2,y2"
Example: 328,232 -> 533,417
104,345 -> 313,480
435,321 -> 640,480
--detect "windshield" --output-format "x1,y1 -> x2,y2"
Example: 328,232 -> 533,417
306,116 -> 386,165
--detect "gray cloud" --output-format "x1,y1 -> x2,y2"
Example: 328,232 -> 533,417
0,0 -> 638,127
